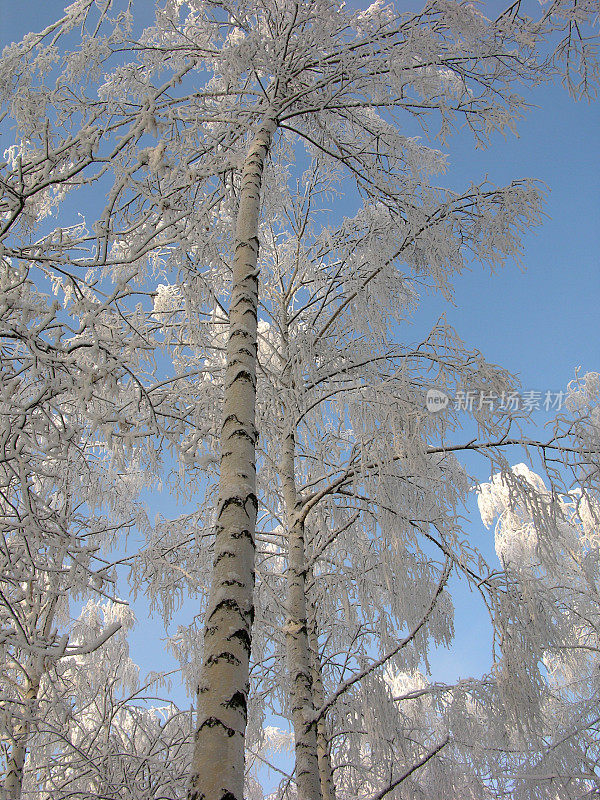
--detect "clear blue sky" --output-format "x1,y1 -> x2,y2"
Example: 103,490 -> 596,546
1,0 -> 598,724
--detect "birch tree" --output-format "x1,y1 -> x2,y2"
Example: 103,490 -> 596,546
142,173 -> 596,800
249,181 -> 541,800
105,4 -> 598,796
247,189 -> 600,798
10,600 -> 191,800
2,2 -> 600,799
0,14 -> 192,790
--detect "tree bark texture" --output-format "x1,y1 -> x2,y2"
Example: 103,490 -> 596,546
2,668 -> 41,800
187,115 -> 277,800
2,577 -> 59,800
281,428 -> 322,800
307,618 -> 336,800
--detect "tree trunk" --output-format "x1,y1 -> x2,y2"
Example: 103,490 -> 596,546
281,428 -> 322,800
2,577 -> 59,800
2,668 -> 41,800
187,115 -> 277,800
307,617 -> 336,800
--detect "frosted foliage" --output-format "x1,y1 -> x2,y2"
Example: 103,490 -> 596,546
330,669 -> 499,800
477,465 -> 600,797
0,1 -> 598,798
64,601 -> 139,697
383,666 -> 429,699
262,725 -> 294,754
566,370 -> 600,413
65,35 -> 111,82
565,372 -> 600,472
153,282 -> 184,321
17,602 -> 194,799
168,617 -> 207,696
478,463 -> 599,561
478,464 -> 550,564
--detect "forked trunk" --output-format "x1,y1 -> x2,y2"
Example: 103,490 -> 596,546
187,115 -> 277,800
282,430 -> 322,800
307,617 -> 336,800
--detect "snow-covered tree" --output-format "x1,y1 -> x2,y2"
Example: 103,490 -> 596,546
0,46 -> 178,791
100,3 -> 598,794
142,177 -> 598,800
2,2 -> 599,799
478,458 -> 600,798
9,600 -> 190,800
0,256 -> 153,799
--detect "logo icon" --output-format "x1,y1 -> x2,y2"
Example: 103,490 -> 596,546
426,389 -> 449,413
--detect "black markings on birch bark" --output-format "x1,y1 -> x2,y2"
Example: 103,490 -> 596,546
205,651 -> 242,667
198,717 -> 239,735
214,550 -> 237,565
227,628 -> 252,651
187,114 -> 277,800
225,427 -> 256,443
224,690 -> 248,716
308,615 -> 337,800
226,371 -> 256,388
231,527 -> 255,540
219,495 -> 254,514
282,436 -> 322,800
206,597 -> 247,621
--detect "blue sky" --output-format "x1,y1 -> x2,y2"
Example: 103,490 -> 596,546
434,81 -> 599,393
1,0 -> 599,750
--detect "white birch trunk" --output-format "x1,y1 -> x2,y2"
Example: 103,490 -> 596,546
187,115 -> 277,800
281,426 -> 322,800
307,618 -> 336,800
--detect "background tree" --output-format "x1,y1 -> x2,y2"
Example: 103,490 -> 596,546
0,11 -> 202,792
477,458 -> 600,798
141,174 -> 598,800
14,600 -> 191,800
0,255 -> 149,800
